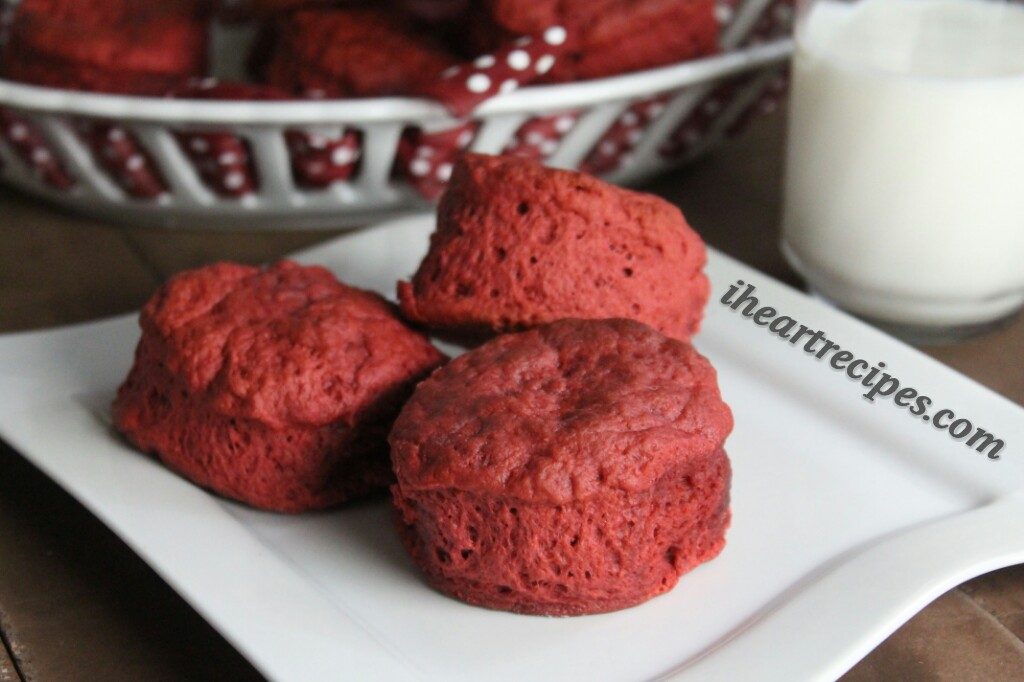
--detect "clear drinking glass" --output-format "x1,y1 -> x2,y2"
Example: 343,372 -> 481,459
780,0 -> 1024,344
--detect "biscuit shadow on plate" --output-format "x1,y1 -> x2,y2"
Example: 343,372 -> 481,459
81,384 -> 427,587
222,490 -> 427,588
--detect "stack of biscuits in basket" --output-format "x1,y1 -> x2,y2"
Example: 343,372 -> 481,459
112,152 -> 735,616
1,0 -> 721,102
0,0 -> 725,197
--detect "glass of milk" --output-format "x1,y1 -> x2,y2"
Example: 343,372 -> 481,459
781,0 -> 1024,343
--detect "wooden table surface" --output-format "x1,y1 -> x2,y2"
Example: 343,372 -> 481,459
2,114 -> 1023,681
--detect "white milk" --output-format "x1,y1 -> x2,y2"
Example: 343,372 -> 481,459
781,0 -> 1024,331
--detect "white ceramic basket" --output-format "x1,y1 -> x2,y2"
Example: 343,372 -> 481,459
0,3 -> 793,229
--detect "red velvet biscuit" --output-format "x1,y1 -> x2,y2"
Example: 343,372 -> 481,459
468,0 -> 719,82
222,0 -> 347,18
262,8 -> 457,97
0,1 -> 208,198
113,260 -> 445,513
226,0 -> 466,27
398,154 -> 710,341
12,0 -> 209,23
1,56 -> 200,96
2,0 -> 208,95
390,318 -> 733,615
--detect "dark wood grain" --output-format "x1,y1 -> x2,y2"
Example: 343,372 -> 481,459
0,446 -> 263,682
842,590 -> 1024,682
118,226 -> 343,281
0,623 -> 22,682
0,188 -> 159,333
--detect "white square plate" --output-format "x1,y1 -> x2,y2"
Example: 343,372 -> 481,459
1,215 -> 1022,682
